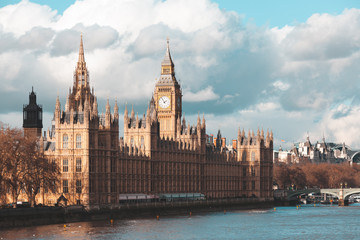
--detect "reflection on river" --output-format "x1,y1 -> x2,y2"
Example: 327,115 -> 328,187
1,204 -> 360,239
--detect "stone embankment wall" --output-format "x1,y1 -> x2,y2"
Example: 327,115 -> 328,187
0,198 -> 274,229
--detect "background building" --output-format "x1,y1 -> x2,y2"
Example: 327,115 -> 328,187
274,135 -> 360,165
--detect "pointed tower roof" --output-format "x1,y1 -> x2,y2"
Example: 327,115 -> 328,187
124,103 -> 128,115
158,38 -> 177,84
146,104 -> 150,117
78,33 -> 85,64
131,104 -> 135,119
114,99 -> 118,114
72,33 -> 94,111
55,95 -> 60,111
161,37 -> 174,67
202,113 -> 206,129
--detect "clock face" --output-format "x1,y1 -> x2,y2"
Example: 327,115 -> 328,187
159,96 -> 170,109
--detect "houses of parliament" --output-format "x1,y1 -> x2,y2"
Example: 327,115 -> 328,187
22,36 -> 273,208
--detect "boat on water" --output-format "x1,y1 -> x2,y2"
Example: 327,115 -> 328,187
353,196 -> 360,202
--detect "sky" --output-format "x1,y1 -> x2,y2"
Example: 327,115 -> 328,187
1,0 -> 360,150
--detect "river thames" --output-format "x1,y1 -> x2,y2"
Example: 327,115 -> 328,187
1,204 -> 360,239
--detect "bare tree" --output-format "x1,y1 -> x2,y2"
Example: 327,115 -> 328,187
274,162 -> 360,190
0,127 -> 27,205
0,126 -> 60,207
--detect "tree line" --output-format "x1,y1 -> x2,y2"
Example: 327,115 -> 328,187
274,162 -> 360,189
0,126 -> 60,207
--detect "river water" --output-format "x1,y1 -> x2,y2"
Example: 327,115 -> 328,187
1,204 -> 360,239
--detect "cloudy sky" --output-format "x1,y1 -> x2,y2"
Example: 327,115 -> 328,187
1,0 -> 360,149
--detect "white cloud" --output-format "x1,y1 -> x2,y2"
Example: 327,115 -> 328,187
272,80 -> 289,91
270,25 -> 293,44
309,105 -> 360,148
0,0 -> 58,36
239,102 -> 279,114
183,86 -> 219,102
1,1 -> 360,150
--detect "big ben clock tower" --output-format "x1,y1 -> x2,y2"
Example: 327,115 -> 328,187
154,38 -> 182,139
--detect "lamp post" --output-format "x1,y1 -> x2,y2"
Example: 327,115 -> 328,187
339,182 -> 345,206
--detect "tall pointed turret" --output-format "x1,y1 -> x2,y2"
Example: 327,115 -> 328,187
78,33 -> 85,64
154,38 -> 182,139
161,37 -> 175,76
74,33 -> 88,90
114,100 -> 119,120
55,95 -> 60,112
72,34 -> 93,110
131,105 -> 135,119
124,104 -> 128,117
202,113 -> 206,129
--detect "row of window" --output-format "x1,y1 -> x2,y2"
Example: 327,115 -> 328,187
63,134 -> 82,149
129,136 -> 145,148
63,159 -> 82,172
85,180 -> 256,193
241,152 -> 257,161
63,180 -> 82,193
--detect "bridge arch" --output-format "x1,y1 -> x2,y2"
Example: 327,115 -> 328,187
344,190 -> 360,199
351,152 -> 360,164
286,189 -> 320,200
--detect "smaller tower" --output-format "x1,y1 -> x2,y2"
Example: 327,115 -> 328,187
23,87 -> 43,138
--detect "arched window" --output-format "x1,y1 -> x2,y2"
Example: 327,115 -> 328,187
76,134 -> 82,149
130,137 -> 134,147
251,152 -> 255,161
63,134 -> 68,149
141,136 -> 144,149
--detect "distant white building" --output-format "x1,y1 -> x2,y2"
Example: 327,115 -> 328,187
274,135 -> 359,164
273,146 -> 292,164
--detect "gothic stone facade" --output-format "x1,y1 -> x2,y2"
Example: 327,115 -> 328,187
36,36 -> 273,208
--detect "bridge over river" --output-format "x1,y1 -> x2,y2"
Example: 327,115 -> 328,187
283,187 -> 360,206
